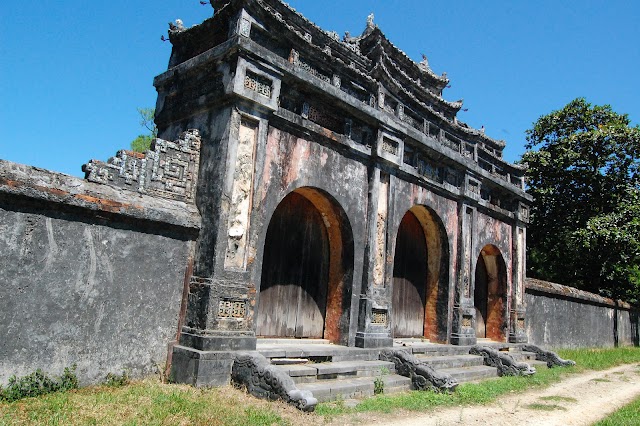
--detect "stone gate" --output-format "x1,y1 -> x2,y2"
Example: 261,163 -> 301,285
151,0 -> 531,385
0,0 -> 532,386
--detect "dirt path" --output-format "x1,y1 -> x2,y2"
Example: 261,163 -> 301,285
376,363 -> 640,426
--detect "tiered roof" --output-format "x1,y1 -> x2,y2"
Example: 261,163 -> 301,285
167,0 -> 522,178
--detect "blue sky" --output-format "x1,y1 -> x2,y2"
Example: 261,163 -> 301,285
2,1 -> 638,177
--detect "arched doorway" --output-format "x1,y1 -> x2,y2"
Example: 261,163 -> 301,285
474,245 -> 507,341
256,188 -> 353,343
392,210 -> 427,337
391,206 -> 449,342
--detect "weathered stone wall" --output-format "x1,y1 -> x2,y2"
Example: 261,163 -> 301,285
525,278 -> 639,348
0,160 -> 200,385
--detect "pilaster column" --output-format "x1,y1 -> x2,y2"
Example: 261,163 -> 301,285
450,203 -> 477,345
509,223 -> 528,343
355,167 -> 393,348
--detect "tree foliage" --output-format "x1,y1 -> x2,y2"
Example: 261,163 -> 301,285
522,98 -> 640,303
130,134 -> 154,153
130,107 -> 157,153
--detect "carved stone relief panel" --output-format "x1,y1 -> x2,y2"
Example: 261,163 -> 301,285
381,138 -> 399,156
244,71 -> 272,98
416,156 -> 441,182
290,49 -> 331,83
462,207 -> 474,298
218,299 -> 247,319
302,102 -> 343,133
373,173 -> 389,287
461,315 -> 473,328
224,118 -> 258,270
83,129 -> 201,203
371,308 -> 389,325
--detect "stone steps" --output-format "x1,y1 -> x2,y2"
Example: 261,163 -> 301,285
258,344 -> 381,362
274,360 -> 396,384
439,365 -> 499,382
296,374 -> 412,402
510,351 -> 538,361
396,344 -> 474,357
255,341 -> 547,403
416,354 -> 485,369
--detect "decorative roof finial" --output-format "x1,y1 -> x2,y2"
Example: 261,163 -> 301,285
419,53 -> 430,69
168,19 -> 186,34
366,13 -> 375,29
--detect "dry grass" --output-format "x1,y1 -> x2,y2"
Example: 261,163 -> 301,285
2,347 -> 639,425
0,379 -> 319,426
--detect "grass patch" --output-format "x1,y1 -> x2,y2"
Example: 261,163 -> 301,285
591,378 -> 611,383
104,371 -> 130,388
593,395 -> 640,426
317,347 -> 640,418
525,403 -> 566,411
0,366 -> 78,402
316,365 -> 573,417
556,347 -> 640,370
0,379 -> 300,426
1,347 -> 639,424
539,395 -> 577,403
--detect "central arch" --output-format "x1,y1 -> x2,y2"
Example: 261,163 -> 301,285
474,245 -> 508,341
391,206 -> 449,342
256,187 -> 354,343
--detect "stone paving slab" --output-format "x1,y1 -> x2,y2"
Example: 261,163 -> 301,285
314,360 -> 395,375
440,365 -> 499,382
270,357 -> 310,365
258,343 -> 381,361
274,364 -> 317,377
274,359 -> 396,382
297,374 -> 412,402
257,338 -> 330,345
417,354 -> 485,368
399,344 -> 474,356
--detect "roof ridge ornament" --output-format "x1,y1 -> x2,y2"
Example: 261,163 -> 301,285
362,12 -> 376,37
168,19 -> 186,35
419,53 -> 430,70
366,13 -> 375,30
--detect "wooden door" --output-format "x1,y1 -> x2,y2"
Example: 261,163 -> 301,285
256,192 -> 329,338
474,255 -> 488,338
392,212 -> 428,337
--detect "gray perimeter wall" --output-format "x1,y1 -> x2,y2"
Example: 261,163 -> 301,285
0,161 -> 200,385
525,278 -> 639,348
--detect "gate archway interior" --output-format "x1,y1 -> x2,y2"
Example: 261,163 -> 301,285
474,245 -> 507,341
392,206 -> 449,342
256,188 -> 353,343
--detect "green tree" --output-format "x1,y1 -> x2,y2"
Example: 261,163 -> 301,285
522,98 -> 640,303
130,107 -> 157,152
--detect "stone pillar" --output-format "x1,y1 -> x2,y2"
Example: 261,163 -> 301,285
171,110 -> 262,386
355,167 -> 393,348
450,203 -> 477,345
509,214 -> 528,343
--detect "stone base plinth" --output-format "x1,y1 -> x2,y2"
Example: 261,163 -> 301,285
170,345 -> 235,387
450,333 -> 477,346
355,332 -> 393,348
179,331 -> 256,351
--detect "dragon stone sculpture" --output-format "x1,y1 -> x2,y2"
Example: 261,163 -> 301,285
522,344 -> 576,368
470,345 -> 536,376
231,352 -> 317,412
380,349 -> 458,392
